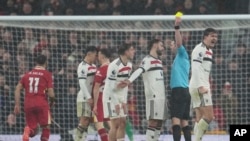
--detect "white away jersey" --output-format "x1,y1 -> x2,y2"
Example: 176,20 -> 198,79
77,61 -> 97,102
103,58 -> 132,105
189,42 -> 213,88
139,55 -> 165,99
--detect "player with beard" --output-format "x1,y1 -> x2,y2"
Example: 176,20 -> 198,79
118,39 -> 166,141
189,28 -> 218,141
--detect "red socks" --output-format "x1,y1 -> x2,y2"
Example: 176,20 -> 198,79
41,128 -> 50,141
98,128 -> 108,141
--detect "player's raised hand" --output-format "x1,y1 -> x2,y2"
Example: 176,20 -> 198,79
175,17 -> 182,26
14,105 -> 20,115
198,86 -> 208,94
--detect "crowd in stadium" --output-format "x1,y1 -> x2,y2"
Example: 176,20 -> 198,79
0,0 -> 249,16
0,0 -> 250,139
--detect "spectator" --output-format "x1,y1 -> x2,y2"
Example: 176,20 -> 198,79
0,73 -> 12,128
211,54 -> 226,96
2,29 -> 15,55
163,0 -> 176,15
96,0 -> 110,15
84,0 -> 97,15
34,32 -> 48,55
182,0 -> 195,14
21,2 -> 33,15
220,81 -> 238,132
42,0 -> 65,15
54,68 -> 78,141
226,59 -> 248,124
1,113 -> 21,134
21,28 -> 38,55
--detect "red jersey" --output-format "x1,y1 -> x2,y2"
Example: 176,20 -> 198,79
93,64 -> 108,93
20,67 -> 53,109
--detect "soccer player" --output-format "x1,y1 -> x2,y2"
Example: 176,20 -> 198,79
14,54 -> 55,141
75,46 -> 97,141
118,39 -> 166,141
189,28 -> 218,141
92,48 -> 112,141
169,17 -> 191,141
103,43 -> 135,141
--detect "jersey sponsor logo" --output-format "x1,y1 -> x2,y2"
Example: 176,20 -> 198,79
88,66 -> 96,70
205,51 -> 212,56
118,66 -> 131,72
151,60 -> 161,65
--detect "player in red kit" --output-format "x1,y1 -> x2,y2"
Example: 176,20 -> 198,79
92,48 -> 111,141
14,54 -> 55,141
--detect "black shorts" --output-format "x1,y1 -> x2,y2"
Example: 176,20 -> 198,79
170,87 -> 191,120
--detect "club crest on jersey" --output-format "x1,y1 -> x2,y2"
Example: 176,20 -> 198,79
81,70 -> 85,74
197,52 -> 203,60
199,52 -> 203,57
112,70 -> 116,75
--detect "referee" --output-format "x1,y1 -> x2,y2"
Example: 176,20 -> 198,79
169,16 -> 191,141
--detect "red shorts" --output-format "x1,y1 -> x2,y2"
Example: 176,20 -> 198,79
94,93 -> 109,122
24,106 -> 51,129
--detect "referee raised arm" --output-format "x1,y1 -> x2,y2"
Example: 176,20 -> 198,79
169,16 -> 191,141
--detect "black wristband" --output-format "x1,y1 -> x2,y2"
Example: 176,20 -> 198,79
175,26 -> 180,30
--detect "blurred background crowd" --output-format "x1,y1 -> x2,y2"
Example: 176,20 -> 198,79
0,0 -> 250,141
0,0 -> 249,16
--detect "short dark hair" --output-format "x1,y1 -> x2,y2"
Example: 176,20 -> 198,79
99,48 -> 111,58
148,38 -> 161,51
203,28 -> 217,38
118,43 -> 132,55
85,46 -> 98,54
35,54 -> 47,65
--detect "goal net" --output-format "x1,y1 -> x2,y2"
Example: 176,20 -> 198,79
0,15 -> 249,141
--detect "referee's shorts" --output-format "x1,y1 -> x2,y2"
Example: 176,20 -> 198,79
170,87 -> 191,120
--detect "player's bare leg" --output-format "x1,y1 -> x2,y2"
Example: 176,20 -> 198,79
95,121 -> 110,141
195,106 -> 214,141
194,108 -> 202,136
40,125 -> 51,141
116,117 -> 126,141
109,118 -> 118,141
75,117 -> 90,141
146,119 -> 163,141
